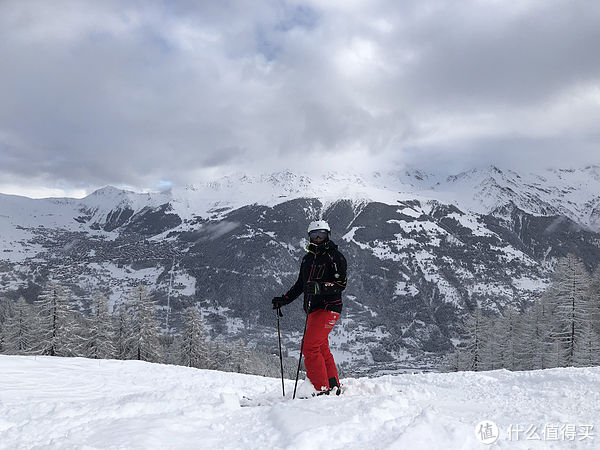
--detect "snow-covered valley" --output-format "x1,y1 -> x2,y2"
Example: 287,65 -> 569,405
1,355 -> 599,449
2,166 -> 600,372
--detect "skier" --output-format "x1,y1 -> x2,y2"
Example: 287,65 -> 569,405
272,220 -> 347,395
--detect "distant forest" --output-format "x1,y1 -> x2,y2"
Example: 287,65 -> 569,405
0,284 -> 297,379
446,254 -> 600,371
3,253 -> 599,376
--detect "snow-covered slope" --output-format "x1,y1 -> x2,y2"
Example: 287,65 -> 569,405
0,187 -> 166,262
432,165 -> 600,229
165,170 -> 436,225
1,355 -> 599,449
0,187 -> 163,231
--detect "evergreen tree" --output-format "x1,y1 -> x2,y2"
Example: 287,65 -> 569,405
129,284 -> 162,363
114,302 -> 134,360
573,322 -> 600,367
543,285 -> 569,368
518,299 -> 552,370
179,306 -> 210,369
242,348 -> 297,378
479,316 -> 502,371
587,265 -> 600,337
231,338 -> 250,373
441,349 -> 462,372
164,335 -> 181,365
84,291 -> 116,359
71,310 -> 90,356
459,308 -> 487,371
2,296 -> 34,354
496,308 -> 522,371
33,282 -> 79,356
0,297 -> 14,352
546,254 -> 591,366
209,339 -> 231,371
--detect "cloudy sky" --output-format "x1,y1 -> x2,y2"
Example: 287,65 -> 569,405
1,0 -> 599,197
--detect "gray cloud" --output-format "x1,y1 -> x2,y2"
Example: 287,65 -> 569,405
396,2 -> 600,105
0,0 -> 599,196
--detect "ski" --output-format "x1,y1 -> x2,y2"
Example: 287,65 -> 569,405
240,384 -> 344,407
240,394 -> 288,407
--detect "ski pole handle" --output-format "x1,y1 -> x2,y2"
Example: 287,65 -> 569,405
276,307 -> 283,317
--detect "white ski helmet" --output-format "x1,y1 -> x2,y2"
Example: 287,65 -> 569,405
307,220 -> 331,234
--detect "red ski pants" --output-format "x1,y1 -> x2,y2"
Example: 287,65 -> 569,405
302,309 -> 340,392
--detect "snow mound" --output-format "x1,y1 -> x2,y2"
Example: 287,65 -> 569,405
1,355 -> 600,449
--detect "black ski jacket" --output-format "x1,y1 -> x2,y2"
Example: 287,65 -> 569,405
280,240 -> 347,314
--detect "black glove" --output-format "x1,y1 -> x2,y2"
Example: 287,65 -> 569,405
272,296 -> 286,310
304,281 -> 321,296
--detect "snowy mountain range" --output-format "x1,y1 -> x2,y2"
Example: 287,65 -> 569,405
2,165 -> 600,373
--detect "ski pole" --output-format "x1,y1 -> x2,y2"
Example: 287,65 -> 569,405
276,307 -> 285,397
293,308 -> 310,399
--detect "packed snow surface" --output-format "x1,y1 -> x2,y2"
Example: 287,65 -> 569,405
1,356 -> 600,449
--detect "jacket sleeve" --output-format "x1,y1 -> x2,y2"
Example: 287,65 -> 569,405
321,250 -> 347,295
282,263 -> 304,303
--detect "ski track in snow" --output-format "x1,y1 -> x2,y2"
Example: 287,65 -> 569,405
1,355 -> 600,449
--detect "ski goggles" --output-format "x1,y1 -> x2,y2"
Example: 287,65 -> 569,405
309,230 -> 329,240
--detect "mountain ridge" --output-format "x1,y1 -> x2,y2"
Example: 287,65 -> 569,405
4,164 -> 600,229
1,165 -> 600,372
